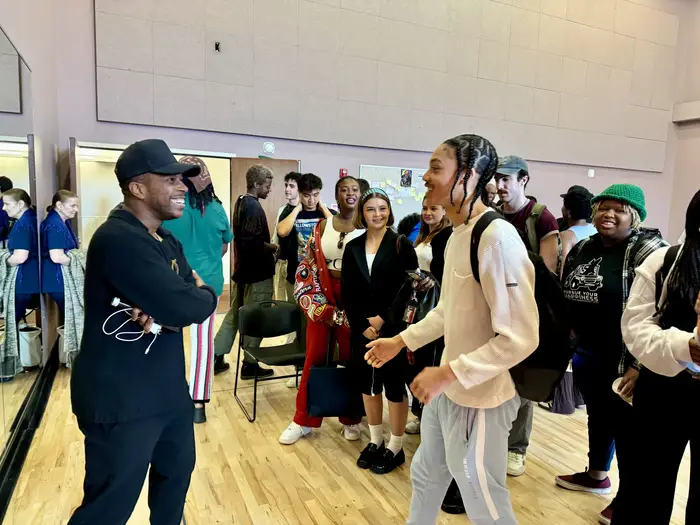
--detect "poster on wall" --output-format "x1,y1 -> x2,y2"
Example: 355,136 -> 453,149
359,165 -> 428,222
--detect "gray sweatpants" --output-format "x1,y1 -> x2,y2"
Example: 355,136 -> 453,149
407,393 -> 520,525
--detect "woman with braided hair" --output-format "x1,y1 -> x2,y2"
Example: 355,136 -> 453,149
163,156 -> 233,424
613,189 -> 700,524
365,135 -> 539,524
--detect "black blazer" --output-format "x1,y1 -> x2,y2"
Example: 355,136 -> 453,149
342,228 -> 419,340
424,226 -> 453,285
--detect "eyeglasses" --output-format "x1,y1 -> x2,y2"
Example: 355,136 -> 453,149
338,232 -> 347,250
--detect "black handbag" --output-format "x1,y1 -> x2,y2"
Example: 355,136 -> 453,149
389,274 -> 441,327
306,340 -> 365,418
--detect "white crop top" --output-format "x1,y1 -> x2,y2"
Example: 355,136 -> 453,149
322,220 -> 363,271
415,241 -> 433,273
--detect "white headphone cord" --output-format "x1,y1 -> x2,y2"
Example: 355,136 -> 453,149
102,307 -> 159,354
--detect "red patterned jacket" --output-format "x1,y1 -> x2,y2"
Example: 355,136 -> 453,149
293,219 -> 349,328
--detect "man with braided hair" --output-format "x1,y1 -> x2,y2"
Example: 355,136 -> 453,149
365,134 -> 539,524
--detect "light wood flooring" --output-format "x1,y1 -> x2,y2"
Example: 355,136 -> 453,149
0,369 -> 38,449
4,316 -> 691,524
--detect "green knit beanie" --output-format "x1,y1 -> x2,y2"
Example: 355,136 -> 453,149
591,184 -> 647,222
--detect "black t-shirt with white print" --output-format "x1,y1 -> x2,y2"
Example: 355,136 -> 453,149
562,235 -> 626,365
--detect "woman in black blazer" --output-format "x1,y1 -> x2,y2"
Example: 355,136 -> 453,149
342,188 -> 418,476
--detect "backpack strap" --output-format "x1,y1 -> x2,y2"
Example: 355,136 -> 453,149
470,212 -> 504,284
525,203 -> 545,254
655,245 -> 682,312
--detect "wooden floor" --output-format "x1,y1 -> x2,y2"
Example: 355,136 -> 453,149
0,368 -> 38,449
5,316 -> 691,524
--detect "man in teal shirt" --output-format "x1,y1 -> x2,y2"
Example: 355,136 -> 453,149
163,156 -> 233,424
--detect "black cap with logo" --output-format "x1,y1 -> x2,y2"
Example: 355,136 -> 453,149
115,139 -> 201,184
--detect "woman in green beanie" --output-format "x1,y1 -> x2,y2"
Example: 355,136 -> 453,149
554,184 -> 667,525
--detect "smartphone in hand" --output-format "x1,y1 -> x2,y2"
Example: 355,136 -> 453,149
407,270 -> 427,281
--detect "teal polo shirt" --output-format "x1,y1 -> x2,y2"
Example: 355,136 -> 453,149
163,200 -> 233,297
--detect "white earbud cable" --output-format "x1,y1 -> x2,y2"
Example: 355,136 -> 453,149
102,307 -> 159,354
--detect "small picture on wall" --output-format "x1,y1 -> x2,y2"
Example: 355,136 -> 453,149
400,169 -> 412,188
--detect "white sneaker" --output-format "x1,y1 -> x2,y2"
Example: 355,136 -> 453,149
286,377 -> 298,388
405,418 -> 421,435
279,422 -> 312,445
507,451 -> 526,477
343,424 -> 361,441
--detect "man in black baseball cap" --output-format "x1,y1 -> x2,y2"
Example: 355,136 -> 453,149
69,139 -> 218,525
115,138 -> 201,183
560,185 -> 594,200
558,185 -> 594,231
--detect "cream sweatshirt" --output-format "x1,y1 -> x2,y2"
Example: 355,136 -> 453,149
400,210 -> 539,409
622,246 -> 699,377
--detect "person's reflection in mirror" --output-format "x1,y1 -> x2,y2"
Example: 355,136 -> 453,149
41,190 -> 80,322
0,176 -> 14,248
1,188 -> 40,381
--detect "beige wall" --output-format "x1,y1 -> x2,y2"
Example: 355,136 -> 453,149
668,123 -> 700,242
666,0 -> 700,242
3,0 -> 698,247
91,0 -> 682,173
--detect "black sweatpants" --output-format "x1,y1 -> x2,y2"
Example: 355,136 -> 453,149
611,368 -> 699,525
68,409 -> 195,525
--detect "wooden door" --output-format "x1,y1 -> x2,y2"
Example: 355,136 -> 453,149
229,157 -> 300,278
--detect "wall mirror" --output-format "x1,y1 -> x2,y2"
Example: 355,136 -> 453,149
0,25 -> 42,455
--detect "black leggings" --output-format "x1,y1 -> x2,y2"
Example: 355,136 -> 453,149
611,368 -> 699,525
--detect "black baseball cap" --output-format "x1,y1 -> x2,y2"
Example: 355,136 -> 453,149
115,139 -> 201,184
560,185 -> 593,199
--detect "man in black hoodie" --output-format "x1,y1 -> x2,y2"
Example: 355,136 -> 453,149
69,139 -> 218,525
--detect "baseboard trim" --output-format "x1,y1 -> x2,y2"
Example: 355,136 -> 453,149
0,343 -> 59,522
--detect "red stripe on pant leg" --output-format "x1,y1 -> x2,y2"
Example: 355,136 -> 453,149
193,323 -> 203,401
202,311 -> 215,402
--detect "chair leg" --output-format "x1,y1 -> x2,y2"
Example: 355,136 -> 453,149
252,362 -> 258,422
233,342 -> 242,397
233,342 -> 257,422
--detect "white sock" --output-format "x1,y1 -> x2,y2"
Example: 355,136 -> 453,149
387,433 -> 403,455
369,424 -> 383,446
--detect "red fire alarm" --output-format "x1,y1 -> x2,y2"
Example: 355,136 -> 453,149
339,168 -> 348,178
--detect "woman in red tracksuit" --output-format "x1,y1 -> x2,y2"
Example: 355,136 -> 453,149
279,176 -> 365,445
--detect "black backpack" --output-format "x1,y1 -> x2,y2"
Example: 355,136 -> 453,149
471,213 -> 574,402
654,245 -> 685,330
